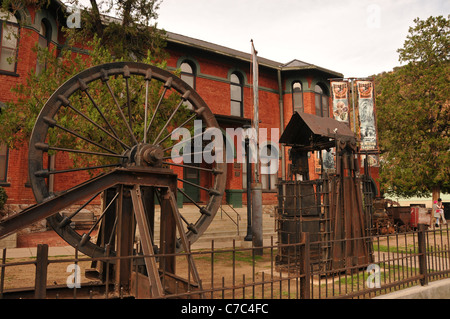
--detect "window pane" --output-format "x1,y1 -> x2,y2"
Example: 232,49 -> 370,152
270,172 -> 277,190
293,93 -> 303,113
231,73 -> 240,84
315,93 -> 321,116
38,35 -> 47,49
180,62 -> 193,74
292,82 -> 303,113
39,21 -> 47,36
0,47 -> 15,72
230,84 -> 241,101
181,74 -> 194,88
0,144 -> 7,181
2,24 -> 18,48
314,85 -> 323,94
180,62 -> 195,89
322,96 -> 329,117
261,171 -> 268,190
231,101 -> 241,116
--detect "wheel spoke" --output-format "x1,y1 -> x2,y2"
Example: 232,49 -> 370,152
34,163 -> 121,178
153,91 -> 191,144
80,191 -> 119,246
162,150 -> 206,160
162,130 -> 207,153
163,161 -> 223,175
177,188 -> 211,216
58,191 -> 103,228
58,95 -> 131,150
144,77 -> 150,143
123,65 -> 132,129
145,77 -> 173,139
177,177 -> 222,196
43,116 -> 119,155
34,142 -> 127,158
78,78 -> 122,141
102,72 -> 138,145
156,107 -> 205,146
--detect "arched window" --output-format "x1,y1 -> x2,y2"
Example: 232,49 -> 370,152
180,61 -> 195,88
0,10 -> 19,73
292,81 -> 303,113
36,19 -> 51,75
260,143 -> 278,190
315,83 -> 329,117
230,72 -> 243,116
180,61 -> 195,110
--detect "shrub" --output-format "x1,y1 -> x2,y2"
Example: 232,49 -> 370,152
0,186 -> 7,212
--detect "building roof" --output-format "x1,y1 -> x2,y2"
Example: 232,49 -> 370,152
49,0 -> 343,77
166,31 -> 343,77
166,31 -> 281,68
279,112 -> 356,151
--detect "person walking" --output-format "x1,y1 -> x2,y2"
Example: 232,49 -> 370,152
437,198 -> 447,225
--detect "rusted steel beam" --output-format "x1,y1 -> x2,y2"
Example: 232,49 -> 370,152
34,244 -> 48,299
0,168 -> 176,257
130,185 -> 164,298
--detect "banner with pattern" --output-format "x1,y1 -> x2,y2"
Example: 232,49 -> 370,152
357,80 -> 378,151
331,81 -> 350,123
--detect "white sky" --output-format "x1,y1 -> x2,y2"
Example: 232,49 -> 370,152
156,0 -> 449,78
70,0 -> 449,78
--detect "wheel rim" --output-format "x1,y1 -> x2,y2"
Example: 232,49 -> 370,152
28,62 -> 226,257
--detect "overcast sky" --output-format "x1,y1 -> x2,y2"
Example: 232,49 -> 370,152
156,0 -> 449,78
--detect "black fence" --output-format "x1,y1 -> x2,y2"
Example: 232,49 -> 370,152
1,224 -> 450,299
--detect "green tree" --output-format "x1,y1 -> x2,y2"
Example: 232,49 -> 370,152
66,0 -> 167,61
376,15 -> 449,200
0,0 -> 189,159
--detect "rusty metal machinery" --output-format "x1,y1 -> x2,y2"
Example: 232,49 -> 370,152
371,198 -> 433,234
276,112 -> 373,272
0,62 -> 226,297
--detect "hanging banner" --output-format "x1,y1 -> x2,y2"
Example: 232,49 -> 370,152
357,80 -> 378,151
331,81 -> 350,124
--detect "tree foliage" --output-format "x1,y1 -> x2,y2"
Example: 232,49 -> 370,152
375,15 -> 450,198
67,0 -> 167,61
0,0 -> 192,159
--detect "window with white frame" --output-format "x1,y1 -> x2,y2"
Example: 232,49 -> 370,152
260,144 -> 278,191
0,10 -> 19,73
315,83 -> 329,117
180,61 -> 195,110
292,81 -> 303,114
230,72 -> 243,117
36,19 -> 51,75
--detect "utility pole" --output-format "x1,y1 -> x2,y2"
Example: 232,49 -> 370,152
244,127 -> 252,241
251,40 -> 263,255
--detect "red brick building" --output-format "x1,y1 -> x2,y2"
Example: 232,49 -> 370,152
0,1 -> 369,211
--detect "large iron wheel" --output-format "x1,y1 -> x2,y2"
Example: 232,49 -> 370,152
28,62 -> 226,258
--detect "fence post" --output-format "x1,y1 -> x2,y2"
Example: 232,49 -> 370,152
417,224 -> 428,286
300,232 -> 310,299
34,244 -> 49,299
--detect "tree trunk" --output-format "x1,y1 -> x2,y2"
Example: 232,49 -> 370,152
432,186 -> 440,202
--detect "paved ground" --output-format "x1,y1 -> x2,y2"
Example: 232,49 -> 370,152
2,204 -> 277,258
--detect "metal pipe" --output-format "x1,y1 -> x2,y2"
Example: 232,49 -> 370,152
277,69 -> 285,180
244,133 -> 252,241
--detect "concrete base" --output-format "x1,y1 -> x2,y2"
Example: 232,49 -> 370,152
374,278 -> 450,299
0,233 -> 17,249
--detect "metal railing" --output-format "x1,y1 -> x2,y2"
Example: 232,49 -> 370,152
219,203 -> 241,236
1,224 -> 450,299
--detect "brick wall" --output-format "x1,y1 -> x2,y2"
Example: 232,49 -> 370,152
1,4 -> 370,209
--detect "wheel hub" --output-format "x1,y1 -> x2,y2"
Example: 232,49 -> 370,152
125,143 -> 164,168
